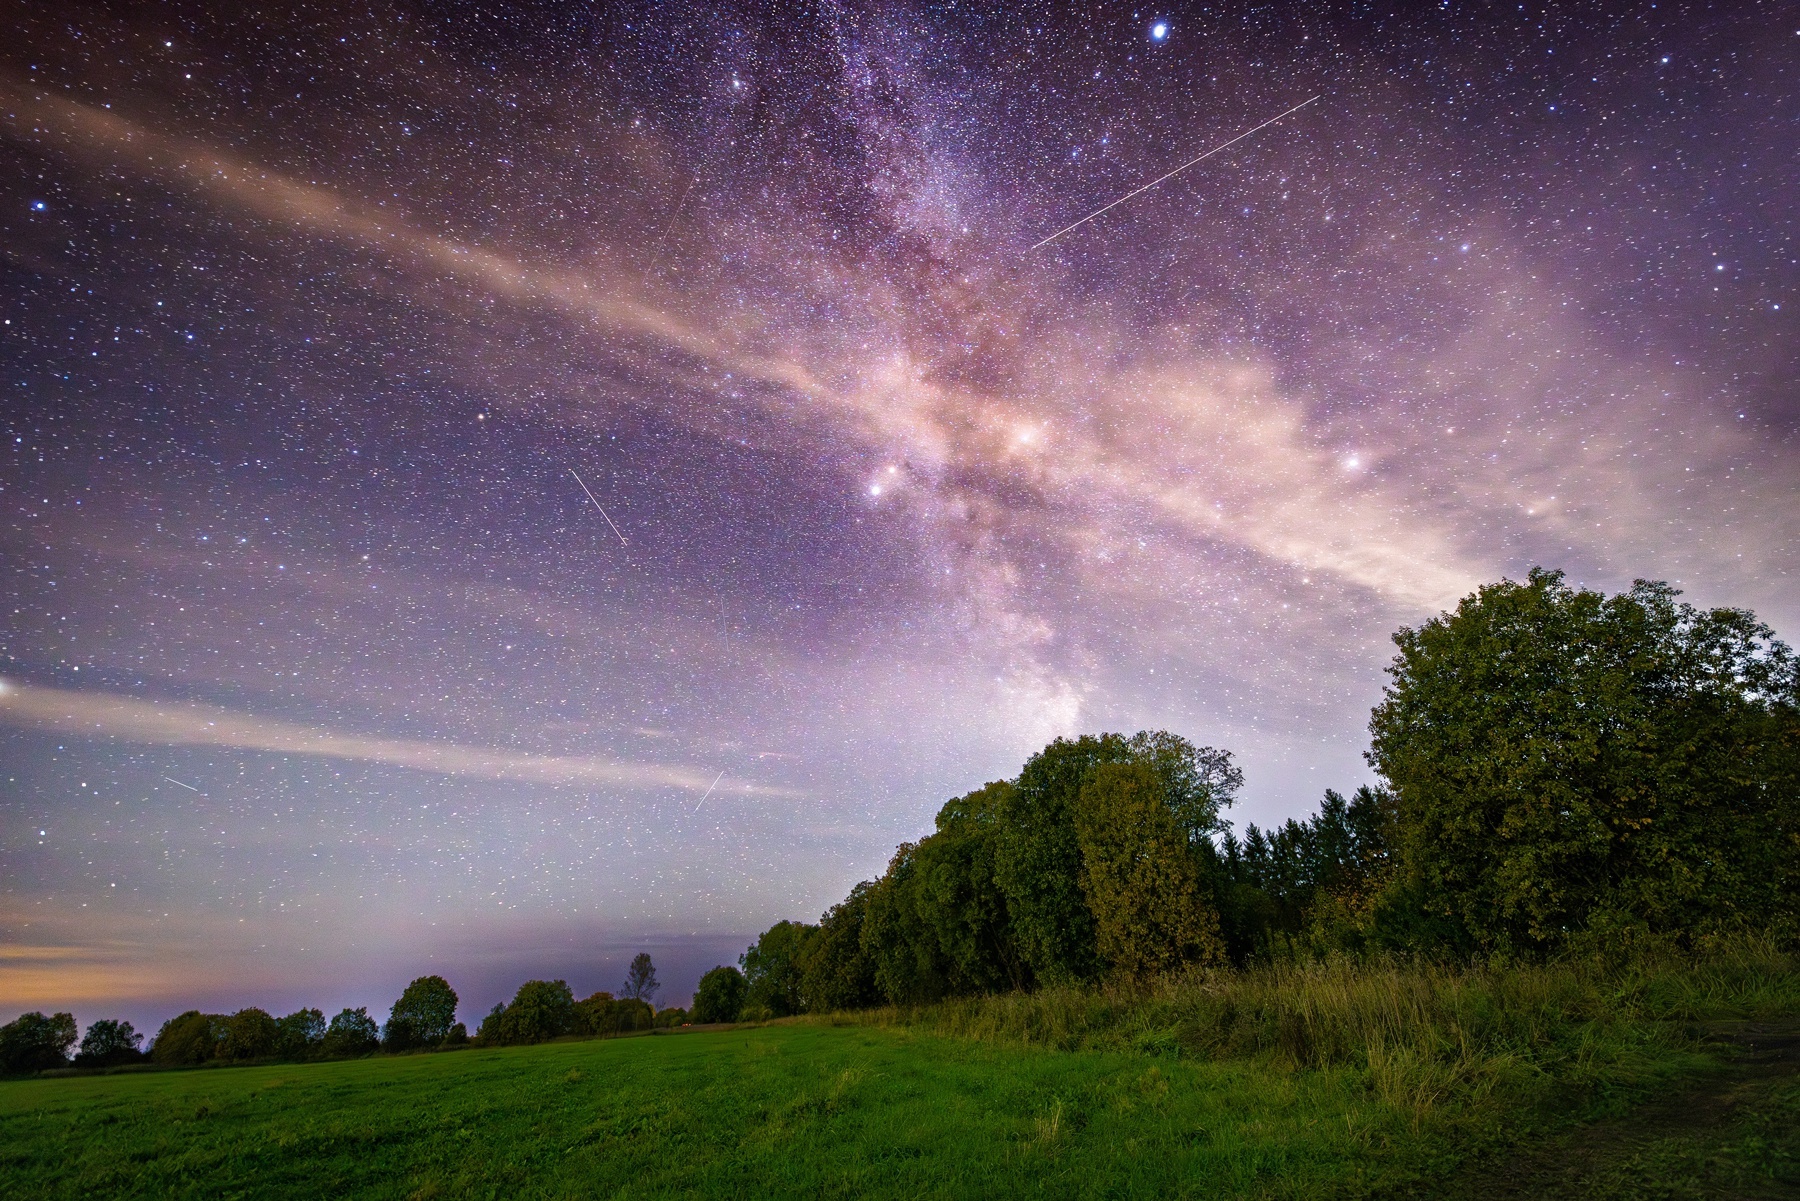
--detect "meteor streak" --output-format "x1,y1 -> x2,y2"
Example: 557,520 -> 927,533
162,776 -> 201,792
694,769 -> 726,811
569,468 -> 629,546
1031,95 -> 1323,250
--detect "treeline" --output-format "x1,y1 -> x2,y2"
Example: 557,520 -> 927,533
687,570 -> 1800,1021
0,953 -> 687,1075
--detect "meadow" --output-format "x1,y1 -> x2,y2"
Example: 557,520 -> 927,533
4,944 -> 1797,1199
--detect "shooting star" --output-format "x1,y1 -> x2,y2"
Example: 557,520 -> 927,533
569,468 -> 629,546
1031,94 -> 1323,250
162,776 -> 201,793
693,769 -> 726,811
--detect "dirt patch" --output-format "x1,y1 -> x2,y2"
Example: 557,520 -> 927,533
1440,1022 -> 1800,1200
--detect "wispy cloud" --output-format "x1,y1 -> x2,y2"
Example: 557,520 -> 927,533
0,680 -> 795,795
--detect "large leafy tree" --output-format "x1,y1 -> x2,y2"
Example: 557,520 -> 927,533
1075,763 -> 1223,975
740,921 -> 816,1016
385,975 -> 459,1050
1369,568 -> 1800,954
221,1008 -> 280,1060
75,1019 -> 143,1067
150,1011 -> 225,1066
321,1007 -> 381,1057
0,1011 -> 78,1074
899,782 -> 1028,994
691,966 -> 748,1023
994,734 -> 1132,983
799,882 -> 881,1013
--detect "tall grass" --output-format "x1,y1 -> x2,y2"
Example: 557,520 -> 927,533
824,936 -> 1800,1125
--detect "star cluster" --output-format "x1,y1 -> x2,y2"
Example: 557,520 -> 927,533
1,0 -> 1794,1025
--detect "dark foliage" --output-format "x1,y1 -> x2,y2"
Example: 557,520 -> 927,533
476,979 -> 576,1046
572,991 -> 654,1036
74,1018 -> 143,1067
322,1007 -> 381,1057
1369,569 -> 1800,954
691,966 -> 748,1023
0,1011 -> 78,1074
741,921 -> 816,1016
385,975 -> 459,1050
275,1008 -> 325,1059
150,1011 -> 225,1066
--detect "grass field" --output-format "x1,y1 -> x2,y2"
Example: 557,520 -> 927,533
5,946 -> 1799,1199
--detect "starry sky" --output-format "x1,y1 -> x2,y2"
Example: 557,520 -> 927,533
2,0 -> 1795,1028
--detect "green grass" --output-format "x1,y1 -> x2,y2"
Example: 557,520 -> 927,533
0,1022 -> 1524,1199
4,943 -> 1796,1198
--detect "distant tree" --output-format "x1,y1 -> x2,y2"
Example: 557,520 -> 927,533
476,980 -> 576,1046
691,966 -> 748,1023
321,1007 -> 380,1057
150,1011 -> 225,1066
74,1019 -> 143,1067
0,1011 -> 78,1074
1075,762 -> 1223,976
654,1006 -> 688,1027
741,921 -> 817,1016
221,1008 -> 280,1061
622,954 -> 660,1005
385,975 -> 458,1050
1369,569 -> 1800,954
274,1008 -> 325,1059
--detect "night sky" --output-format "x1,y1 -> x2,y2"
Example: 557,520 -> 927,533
2,1 -> 1794,1029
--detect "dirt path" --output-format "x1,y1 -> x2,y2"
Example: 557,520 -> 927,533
1442,1022 -> 1800,1199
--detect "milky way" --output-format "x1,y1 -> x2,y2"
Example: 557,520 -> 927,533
1,1 -> 1794,1026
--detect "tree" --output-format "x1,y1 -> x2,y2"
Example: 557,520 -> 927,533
221,1008 -> 280,1060
691,966 -> 748,1023
150,1011 -> 224,1066
321,1007 -> 380,1057
1075,762 -> 1223,976
741,921 -> 817,1016
385,975 -> 459,1050
0,1011 -> 78,1074
910,782 -> 1029,995
800,881 -> 882,1012
1369,568 -> 1800,954
275,1008 -> 325,1059
860,846 -> 958,1004
622,953 -> 660,1005
994,735 -> 1129,983
476,980 -> 576,1046
655,1006 -> 688,1027
75,1019 -> 143,1067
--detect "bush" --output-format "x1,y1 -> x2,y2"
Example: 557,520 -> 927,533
0,1011 -> 78,1074
655,1006 -> 688,1027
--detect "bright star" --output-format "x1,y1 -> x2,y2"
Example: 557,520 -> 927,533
1150,21 -> 1169,40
